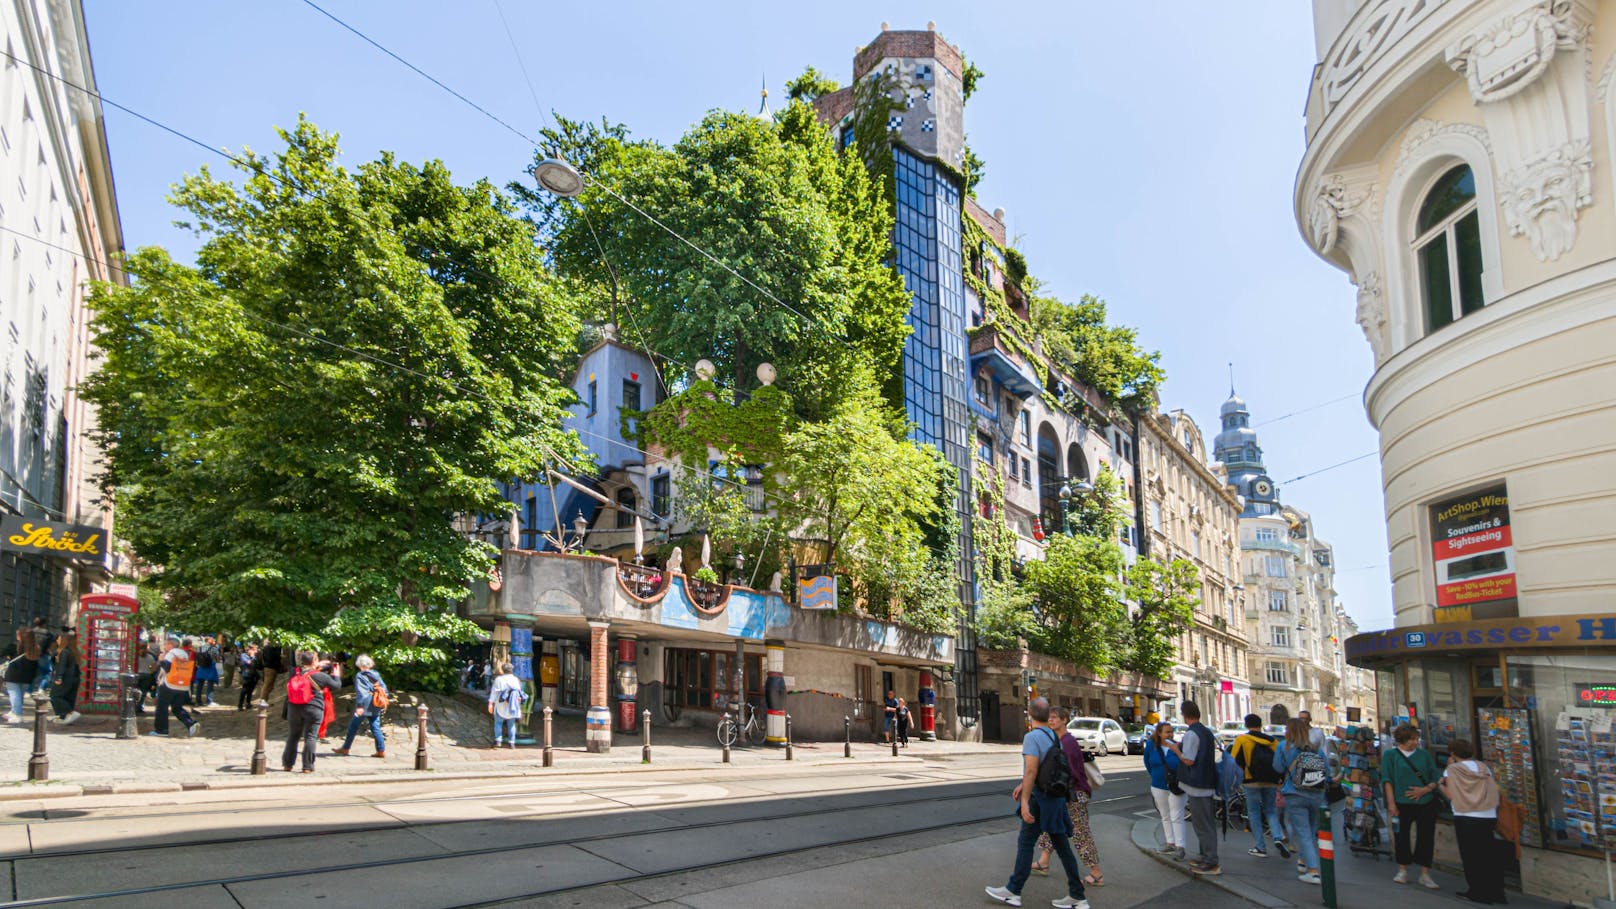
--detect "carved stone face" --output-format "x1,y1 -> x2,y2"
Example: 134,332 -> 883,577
1505,159 -> 1583,261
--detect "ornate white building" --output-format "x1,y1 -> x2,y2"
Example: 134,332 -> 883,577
1300,1 -> 1616,901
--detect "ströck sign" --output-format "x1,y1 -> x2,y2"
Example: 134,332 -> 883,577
0,516 -> 104,562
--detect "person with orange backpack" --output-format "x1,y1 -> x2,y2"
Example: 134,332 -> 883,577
334,655 -> 388,758
150,634 -> 200,737
280,650 -> 338,773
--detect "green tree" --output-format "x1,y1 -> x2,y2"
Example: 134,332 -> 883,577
1023,532 -> 1130,673
81,119 -> 585,667
785,67 -> 840,103
1029,292 -> 1165,411
527,102 -> 910,421
1123,557 -> 1201,679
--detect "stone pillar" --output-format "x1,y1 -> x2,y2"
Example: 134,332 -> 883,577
586,621 -> 611,753
614,635 -> 638,733
764,640 -> 785,744
918,669 -> 937,741
539,638 -> 559,709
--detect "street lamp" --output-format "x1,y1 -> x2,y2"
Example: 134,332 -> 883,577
572,510 -> 589,552
531,158 -> 584,197
1055,476 -> 1095,536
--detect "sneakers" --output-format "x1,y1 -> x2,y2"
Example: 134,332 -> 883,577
1191,863 -> 1223,876
984,886 -> 1021,907
5,713 -> 20,723
147,730 -> 167,737
187,722 -> 200,738
1155,844 -> 1178,854
1248,847 -> 1267,857
1419,874 -> 1440,890
1173,846 -> 1186,861
332,748 -> 350,756
1274,838 -> 1292,859
1051,898 -> 1090,909
1300,872 -> 1321,884
1393,869 -> 1409,884
63,711 -> 80,725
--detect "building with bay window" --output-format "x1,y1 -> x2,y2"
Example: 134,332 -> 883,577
1298,1 -> 1616,901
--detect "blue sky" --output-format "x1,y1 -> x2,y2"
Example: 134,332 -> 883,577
82,1 -> 1392,632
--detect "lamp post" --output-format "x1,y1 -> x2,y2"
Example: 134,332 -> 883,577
571,510 -> 588,553
1056,477 -> 1095,536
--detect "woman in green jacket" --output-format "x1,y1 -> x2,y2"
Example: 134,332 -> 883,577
1382,723 -> 1441,890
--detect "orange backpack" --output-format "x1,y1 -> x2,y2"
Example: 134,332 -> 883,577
165,657 -> 195,688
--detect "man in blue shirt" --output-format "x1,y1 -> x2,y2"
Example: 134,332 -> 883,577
985,697 -> 1089,909
1168,701 -> 1221,875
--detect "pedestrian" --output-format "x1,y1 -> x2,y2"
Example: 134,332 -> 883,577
135,644 -> 158,715
460,659 -> 473,691
191,637 -> 219,706
882,689 -> 898,744
1144,720 -> 1187,860
316,654 -> 340,742
488,661 -> 523,748
149,634 -> 200,737
281,651 -> 339,772
334,654 -> 387,758
221,642 -> 238,690
46,632 -> 81,724
1383,723 -> 1442,890
1273,716 -> 1330,883
236,644 -> 260,709
1032,706 -> 1105,887
2,627 -> 40,722
1296,709 -> 1331,760
984,697 -> 1089,908
258,642 -> 284,705
1440,738 -> 1505,904
1163,701 -> 1221,876
1231,713 -> 1291,859
29,618 -> 55,694
896,697 -> 911,747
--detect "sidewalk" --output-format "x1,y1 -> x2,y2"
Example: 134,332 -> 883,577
1131,811 -> 1561,909
0,686 -> 1017,799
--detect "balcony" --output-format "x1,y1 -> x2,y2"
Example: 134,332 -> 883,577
968,323 -> 1040,400
1243,538 -> 1303,557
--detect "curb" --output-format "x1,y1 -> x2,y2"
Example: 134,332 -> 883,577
1129,816 -> 1295,909
0,751 -> 940,801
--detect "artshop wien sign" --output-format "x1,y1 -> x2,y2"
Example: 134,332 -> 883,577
0,516 -> 105,562
1429,483 -> 1518,619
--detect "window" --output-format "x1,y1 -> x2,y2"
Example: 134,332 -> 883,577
1191,531 -> 1201,560
854,664 -> 872,704
1265,556 -> 1287,577
1271,626 -> 1290,648
1266,662 -> 1289,685
976,432 -> 993,463
664,647 -> 763,710
1150,501 -> 1162,530
615,487 -> 636,529
1183,427 -> 1193,449
651,474 -> 671,518
1269,589 -> 1289,612
974,375 -> 991,407
621,379 -> 641,412
1021,456 -> 1032,486
1414,165 -> 1484,334
1255,527 -> 1278,543
585,380 -> 597,417
1019,410 -> 1031,445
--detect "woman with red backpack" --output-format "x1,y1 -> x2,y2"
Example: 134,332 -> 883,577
281,651 -> 338,773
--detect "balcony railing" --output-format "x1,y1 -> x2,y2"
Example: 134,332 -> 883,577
1243,538 -> 1302,557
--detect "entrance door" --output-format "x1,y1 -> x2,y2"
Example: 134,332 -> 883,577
881,670 -> 894,700
981,691 -> 1002,742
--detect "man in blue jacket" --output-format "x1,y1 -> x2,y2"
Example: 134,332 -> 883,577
1167,701 -> 1221,875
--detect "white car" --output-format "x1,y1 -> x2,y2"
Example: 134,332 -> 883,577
1069,717 -> 1128,757
1216,721 -> 1246,747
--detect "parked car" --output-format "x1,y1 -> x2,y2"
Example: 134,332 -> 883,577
1069,717 -> 1128,757
1216,720 -> 1246,747
1124,724 -> 1148,755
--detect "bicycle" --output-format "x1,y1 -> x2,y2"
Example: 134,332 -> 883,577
716,701 -> 765,747
1216,785 -> 1249,833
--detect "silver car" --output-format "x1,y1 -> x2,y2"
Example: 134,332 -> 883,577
1069,717 -> 1128,757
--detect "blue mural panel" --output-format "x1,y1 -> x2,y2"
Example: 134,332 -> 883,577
660,579 -> 700,631
726,590 -> 768,640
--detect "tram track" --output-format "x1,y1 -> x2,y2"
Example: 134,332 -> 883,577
0,781 -> 1013,907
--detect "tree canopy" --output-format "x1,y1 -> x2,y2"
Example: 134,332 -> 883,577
82,119 -> 585,685
1029,291 -> 1165,412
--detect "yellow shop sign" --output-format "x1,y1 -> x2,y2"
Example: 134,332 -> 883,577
0,516 -> 104,561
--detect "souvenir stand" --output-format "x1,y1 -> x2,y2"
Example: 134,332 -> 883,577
1341,724 -> 1389,856
75,592 -> 140,716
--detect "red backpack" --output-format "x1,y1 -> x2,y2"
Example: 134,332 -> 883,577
286,670 -> 314,705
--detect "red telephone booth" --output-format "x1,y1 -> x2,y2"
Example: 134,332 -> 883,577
76,593 -> 140,715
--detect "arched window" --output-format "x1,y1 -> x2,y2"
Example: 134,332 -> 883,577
1413,165 -> 1485,334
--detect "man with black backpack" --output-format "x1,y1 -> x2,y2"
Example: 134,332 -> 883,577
1231,713 -> 1290,859
985,697 -> 1089,909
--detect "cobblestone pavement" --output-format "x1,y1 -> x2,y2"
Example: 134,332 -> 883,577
0,682 -> 1018,797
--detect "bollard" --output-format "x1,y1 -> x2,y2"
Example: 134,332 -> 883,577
542,706 -> 554,768
27,708 -> 48,781
641,708 -> 651,764
1318,803 -> 1337,908
844,715 -> 852,758
722,707 -> 731,764
251,703 -> 268,775
785,713 -> 793,761
116,672 -> 139,740
891,722 -> 899,758
414,704 -> 430,771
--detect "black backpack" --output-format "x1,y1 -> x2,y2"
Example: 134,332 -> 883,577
195,650 -> 215,669
1239,733 -> 1283,785
1033,728 -> 1072,798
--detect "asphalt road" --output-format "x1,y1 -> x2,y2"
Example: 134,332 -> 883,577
0,751 -> 1251,909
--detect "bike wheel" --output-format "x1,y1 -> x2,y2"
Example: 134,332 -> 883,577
745,719 -> 766,746
717,718 -> 738,747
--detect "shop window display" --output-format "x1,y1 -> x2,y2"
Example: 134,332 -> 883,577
1511,654 -> 1616,854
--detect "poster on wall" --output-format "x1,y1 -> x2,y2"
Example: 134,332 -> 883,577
1429,483 -> 1518,620
798,564 -> 836,611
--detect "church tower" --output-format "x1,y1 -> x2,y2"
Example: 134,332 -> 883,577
1212,392 -> 1278,517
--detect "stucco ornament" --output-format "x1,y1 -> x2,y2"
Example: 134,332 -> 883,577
1321,0 -> 1454,115
1499,141 -> 1593,261
1353,272 -> 1390,362
1308,175 -> 1372,255
1445,1 -> 1589,103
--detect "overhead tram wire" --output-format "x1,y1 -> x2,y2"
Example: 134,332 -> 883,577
488,0 -> 547,129
1277,451 -> 1378,486
1253,392 -> 1361,428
